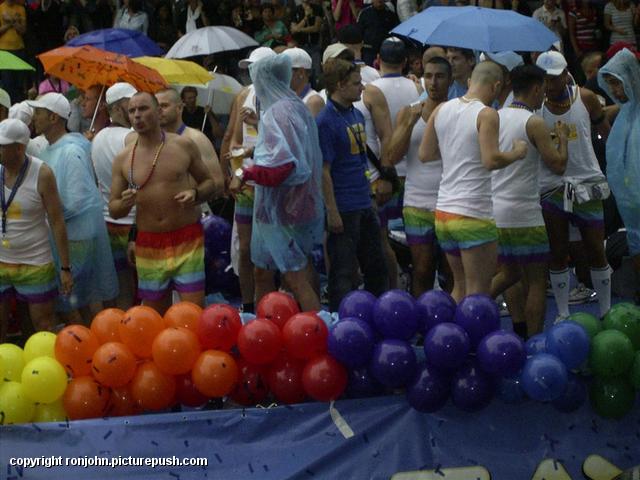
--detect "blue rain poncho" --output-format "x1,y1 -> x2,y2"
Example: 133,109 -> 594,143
598,49 -> 640,255
247,54 -> 324,273
38,134 -> 118,311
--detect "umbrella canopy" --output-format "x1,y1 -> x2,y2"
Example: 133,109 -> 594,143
177,72 -> 243,115
38,45 -> 168,92
166,26 -> 258,59
391,6 -> 558,52
0,51 -> 35,71
134,57 -> 213,85
66,28 -> 164,57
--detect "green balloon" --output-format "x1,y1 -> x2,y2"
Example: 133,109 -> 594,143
603,303 -> 640,350
631,352 -> 640,390
589,376 -> 636,419
589,329 -> 635,378
568,312 -> 601,340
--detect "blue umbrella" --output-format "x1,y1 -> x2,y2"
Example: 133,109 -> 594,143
391,6 -> 558,52
67,28 -> 163,57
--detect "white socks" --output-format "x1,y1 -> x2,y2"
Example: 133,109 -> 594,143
591,266 -> 612,317
550,268 -> 571,318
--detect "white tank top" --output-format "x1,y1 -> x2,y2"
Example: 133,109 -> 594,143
404,117 -> 442,210
354,98 -> 381,183
0,157 -> 53,265
539,86 -> 604,192
435,98 -> 492,219
492,108 -> 544,228
371,75 -> 420,177
302,87 -> 322,105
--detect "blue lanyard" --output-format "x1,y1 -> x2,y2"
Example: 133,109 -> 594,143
1,157 -> 29,238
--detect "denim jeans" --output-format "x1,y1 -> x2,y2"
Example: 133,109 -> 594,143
327,207 -> 389,312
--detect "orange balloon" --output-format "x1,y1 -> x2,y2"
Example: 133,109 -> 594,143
119,306 -> 165,358
63,376 -> 110,420
192,350 -> 238,398
91,342 -> 138,387
164,302 -> 202,333
152,327 -> 201,375
106,385 -> 142,417
130,362 -> 176,411
91,308 -> 125,344
55,325 -> 100,377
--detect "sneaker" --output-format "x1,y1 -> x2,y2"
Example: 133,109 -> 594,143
568,283 -> 597,305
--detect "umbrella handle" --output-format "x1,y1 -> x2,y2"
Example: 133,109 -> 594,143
201,88 -> 214,132
89,85 -> 106,133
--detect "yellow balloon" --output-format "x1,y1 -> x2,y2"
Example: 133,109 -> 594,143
0,382 -> 34,425
0,343 -> 25,383
24,332 -> 57,363
33,399 -> 67,423
21,357 -> 68,404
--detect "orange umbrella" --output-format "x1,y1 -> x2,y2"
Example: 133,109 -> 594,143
37,45 -> 168,93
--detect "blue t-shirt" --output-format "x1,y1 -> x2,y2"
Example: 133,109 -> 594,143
316,99 -> 371,213
448,80 -> 468,100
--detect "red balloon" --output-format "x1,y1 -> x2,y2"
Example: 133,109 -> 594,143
237,319 -> 282,365
229,359 -> 270,406
302,354 -> 348,402
164,302 -> 202,333
92,342 -> 137,387
198,304 -> 242,351
119,306 -> 165,358
257,292 -> 300,330
106,385 -> 142,417
130,362 -> 176,411
175,374 -> 208,407
267,354 -> 306,404
55,325 -> 100,377
91,308 -> 125,344
63,376 -> 111,420
151,327 -> 201,375
282,312 -> 329,360
192,350 -> 239,398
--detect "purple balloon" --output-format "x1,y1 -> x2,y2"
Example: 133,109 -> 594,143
545,321 -> 590,370
423,322 -> 470,371
373,290 -> 420,340
328,317 -> 376,368
454,294 -> 500,349
552,373 -> 586,413
369,339 -> 417,388
202,214 -> 231,256
407,364 -> 450,412
451,360 -> 495,411
525,333 -> 547,356
521,353 -> 568,402
416,290 -> 457,334
477,330 -> 526,377
339,290 -> 377,326
346,367 -> 385,398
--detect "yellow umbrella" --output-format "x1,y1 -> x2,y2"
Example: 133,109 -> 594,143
134,57 -> 213,85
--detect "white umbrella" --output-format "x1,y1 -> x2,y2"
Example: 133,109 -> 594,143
178,72 -> 243,116
166,26 -> 258,59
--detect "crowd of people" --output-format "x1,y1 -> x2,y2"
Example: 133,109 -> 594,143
0,0 -> 639,345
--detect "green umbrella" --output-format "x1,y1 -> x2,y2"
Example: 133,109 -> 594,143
0,51 -> 35,71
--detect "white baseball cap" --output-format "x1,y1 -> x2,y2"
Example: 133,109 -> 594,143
0,88 -> 10,110
322,43 -> 350,64
536,51 -> 568,76
27,93 -> 71,120
106,82 -> 137,106
282,47 -> 312,70
0,119 -> 31,145
8,101 -> 33,125
238,47 -> 277,69
480,51 -> 524,72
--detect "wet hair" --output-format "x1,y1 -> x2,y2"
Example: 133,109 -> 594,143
510,65 -> 546,95
425,56 -> 452,78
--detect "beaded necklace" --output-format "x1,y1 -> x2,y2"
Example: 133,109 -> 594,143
508,101 -> 534,112
128,131 -> 165,191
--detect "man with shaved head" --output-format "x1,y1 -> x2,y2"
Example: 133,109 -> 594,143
419,61 -> 528,301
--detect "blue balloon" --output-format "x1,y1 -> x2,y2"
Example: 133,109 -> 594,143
545,321 -> 590,370
477,330 -> 526,377
521,353 -> 568,402
454,294 -> 500,349
423,322 -> 470,371
451,360 -> 494,411
552,373 -> 587,413
369,339 -> 417,388
406,364 -> 450,412
416,290 -> 457,334
328,317 -> 376,369
497,374 -> 527,404
525,333 -> 547,356
373,290 -> 420,340
338,290 -> 377,325
346,367 -> 385,398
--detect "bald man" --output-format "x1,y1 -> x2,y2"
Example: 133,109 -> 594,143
420,61 -> 528,301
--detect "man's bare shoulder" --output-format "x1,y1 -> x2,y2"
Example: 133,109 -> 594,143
183,126 -> 211,145
113,142 -> 134,164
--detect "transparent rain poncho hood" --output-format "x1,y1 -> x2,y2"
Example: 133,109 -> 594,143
247,54 -> 324,272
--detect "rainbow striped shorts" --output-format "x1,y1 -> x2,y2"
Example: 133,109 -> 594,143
0,261 -> 57,304
234,186 -> 255,225
435,210 -> 497,255
403,207 -> 436,246
497,226 -> 550,264
106,222 -> 132,272
135,223 -> 205,301
540,189 -> 604,229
